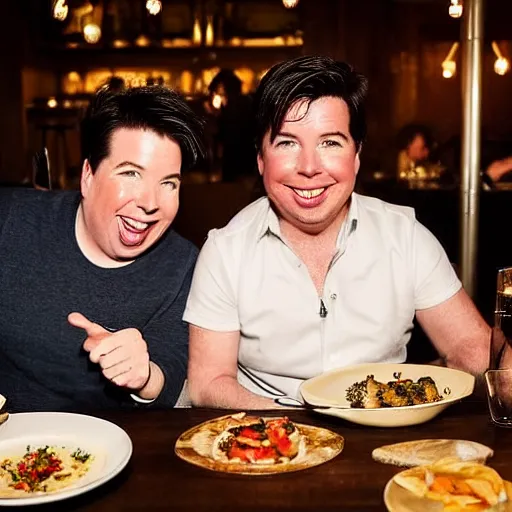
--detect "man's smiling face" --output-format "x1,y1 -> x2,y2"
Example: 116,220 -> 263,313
76,127 -> 182,267
257,96 -> 360,235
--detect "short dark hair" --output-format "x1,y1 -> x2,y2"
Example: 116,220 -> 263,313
253,55 -> 368,152
81,85 -> 206,172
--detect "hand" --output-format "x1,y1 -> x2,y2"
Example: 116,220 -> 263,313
68,312 -> 150,391
486,156 -> 512,182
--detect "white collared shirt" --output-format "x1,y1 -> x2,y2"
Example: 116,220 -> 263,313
183,193 -> 461,400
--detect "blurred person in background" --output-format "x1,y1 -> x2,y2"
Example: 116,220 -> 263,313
207,69 -> 256,182
396,123 -> 436,179
438,131 -> 512,188
483,155 -> 512,187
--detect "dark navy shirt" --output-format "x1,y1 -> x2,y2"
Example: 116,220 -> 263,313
0,188 -> 197,412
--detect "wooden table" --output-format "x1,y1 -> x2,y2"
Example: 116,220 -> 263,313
4,401 -> 511,511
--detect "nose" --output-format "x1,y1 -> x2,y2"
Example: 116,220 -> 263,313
298,147 -> 321,177
137,184 -> 159,215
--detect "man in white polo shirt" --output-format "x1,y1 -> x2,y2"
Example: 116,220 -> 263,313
184,55 -> 490,409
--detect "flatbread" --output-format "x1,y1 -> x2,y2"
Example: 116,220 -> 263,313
175,412 -> 344,475
373,439 -> 493,467
0,446 -> 95,498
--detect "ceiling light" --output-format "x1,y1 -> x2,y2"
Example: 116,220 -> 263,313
52,0 -> 68,21
441,42 -> 459,78
83,23 -> 101,44
448,0 -> 463,18
492,41 -> 510,76
146,0 -> 162,16
282,0 -> 299,8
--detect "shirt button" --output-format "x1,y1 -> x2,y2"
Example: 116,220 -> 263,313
330,293 -> 337,300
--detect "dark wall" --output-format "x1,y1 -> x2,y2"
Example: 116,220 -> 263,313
304,0 -> 512,175
0,2 -> 28,184
5,0 -> 512,184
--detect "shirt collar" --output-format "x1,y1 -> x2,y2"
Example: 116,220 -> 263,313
258,193 -> 359,247
336,192 -> 359,252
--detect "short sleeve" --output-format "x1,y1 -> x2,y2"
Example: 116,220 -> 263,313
413,220 -> 462,310
183,232 -> 240,331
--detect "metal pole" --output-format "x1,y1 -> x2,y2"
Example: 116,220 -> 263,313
459,0 -> 484,298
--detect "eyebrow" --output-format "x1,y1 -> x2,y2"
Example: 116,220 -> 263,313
114,161 -> 182,181
276,131 -> 350,143
114,161 -> 145,170
321,131 -> 350,143
162,173 -> 182,181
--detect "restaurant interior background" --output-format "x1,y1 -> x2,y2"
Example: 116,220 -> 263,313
1,0 -> 512,358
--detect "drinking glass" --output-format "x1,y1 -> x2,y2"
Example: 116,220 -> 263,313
486,267 -> 512,426
491,267 -> 512,369
485,369 -> 512,427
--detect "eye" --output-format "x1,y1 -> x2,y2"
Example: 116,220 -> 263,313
120,170 -> 140,178
321,139 -> 342,148
162,180 -> 179,190
275,140 -> 295,148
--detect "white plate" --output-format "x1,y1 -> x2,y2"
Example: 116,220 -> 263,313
0,412 -> 132,506
383,478 -> 444,512
383,471 -> 512,511
300,363 -> 475,427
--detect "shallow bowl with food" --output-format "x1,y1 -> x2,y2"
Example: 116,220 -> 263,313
299,363 -> 475,427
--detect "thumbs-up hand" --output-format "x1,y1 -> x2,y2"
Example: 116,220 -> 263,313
68,312 -> 150,391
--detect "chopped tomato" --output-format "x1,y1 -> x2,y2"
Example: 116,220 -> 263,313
228,444 -> 251,462
266,422 -> 295,457
239,427 -> 264,440
227,443 -> 278,463
246,446 -> 278,463
14,482 -> 30,491
5,448 -> 63,492
267,430 -> 293,457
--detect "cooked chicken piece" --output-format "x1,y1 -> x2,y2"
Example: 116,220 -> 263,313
418,377 -> 442,402
365,377 -> 385,408
380,386 -> 410,407
346,374 -> 442,409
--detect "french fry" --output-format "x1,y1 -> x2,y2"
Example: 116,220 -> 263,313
393,457 -> 509,510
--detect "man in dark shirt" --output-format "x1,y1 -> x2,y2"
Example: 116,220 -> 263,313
0,85 -> 205,412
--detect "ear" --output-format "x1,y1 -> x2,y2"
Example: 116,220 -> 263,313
257,152 -> 264,176
354,152 -> 361,176
80,159 -> 94,198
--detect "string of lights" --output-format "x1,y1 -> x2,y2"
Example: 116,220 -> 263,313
52,0 -> 300,44
53,0 -> 299,23
442,1 -> 509,78
441,40 -> 510,78
448,0 -> 463,19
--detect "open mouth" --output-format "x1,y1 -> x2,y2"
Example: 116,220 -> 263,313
118,216 -> 156,247
123,217 -> 149,231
